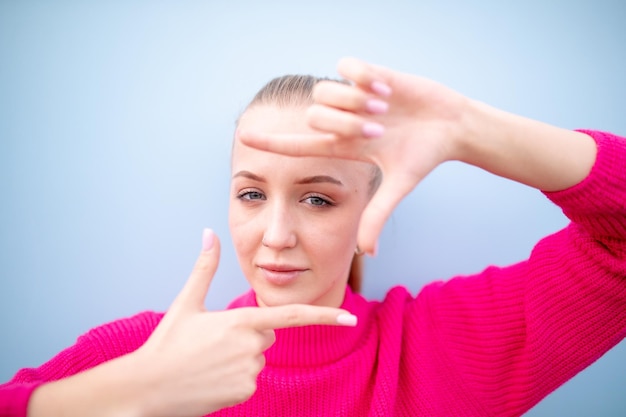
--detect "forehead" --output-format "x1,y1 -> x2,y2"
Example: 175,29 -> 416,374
237,104 -> 311,135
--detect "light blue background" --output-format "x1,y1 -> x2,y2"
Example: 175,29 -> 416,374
1,1 -> 625,415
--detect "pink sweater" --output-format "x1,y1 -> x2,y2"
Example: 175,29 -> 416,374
2,130 -> 626,417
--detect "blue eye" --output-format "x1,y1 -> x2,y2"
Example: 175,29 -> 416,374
238,191 -> 265,201
304,196 -> 331,207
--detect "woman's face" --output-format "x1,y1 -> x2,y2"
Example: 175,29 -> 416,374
230,105 -> 372,308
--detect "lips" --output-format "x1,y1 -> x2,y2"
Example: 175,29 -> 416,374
258,264 -> 307,285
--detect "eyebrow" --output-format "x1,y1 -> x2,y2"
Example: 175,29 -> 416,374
296,175 -> 344,186
233,171 -> 344,186
233,170 -> 264,182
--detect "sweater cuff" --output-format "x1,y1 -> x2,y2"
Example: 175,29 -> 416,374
0,382 -> 43,417
543,130 -> 626,238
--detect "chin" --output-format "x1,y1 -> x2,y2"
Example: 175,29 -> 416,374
255,288 -> 318,307
252,282 -> 345,308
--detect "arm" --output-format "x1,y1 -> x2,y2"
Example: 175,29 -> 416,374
26,348 -> 153,417
422,130 -> 626,416
0,336 -> 103,417
457,101 -> 597,192
0,312 -> 160,417
0,313 -> 155,416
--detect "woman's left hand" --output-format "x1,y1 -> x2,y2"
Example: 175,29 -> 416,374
239,57 -> 597,255
238,57 -> 473,255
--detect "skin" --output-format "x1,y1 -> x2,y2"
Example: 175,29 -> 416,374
231,105 -> 373,308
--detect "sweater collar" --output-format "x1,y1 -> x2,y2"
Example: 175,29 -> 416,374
227,286 -> 374,367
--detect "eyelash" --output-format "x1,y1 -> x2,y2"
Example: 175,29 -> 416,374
303,194 -> 334,207
237,190 -> 266,201
236,190 -> 334,207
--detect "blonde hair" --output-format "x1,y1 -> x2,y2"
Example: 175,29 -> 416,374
238,74 -> 381,293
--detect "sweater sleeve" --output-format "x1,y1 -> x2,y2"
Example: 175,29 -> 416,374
417,131 -> 626,416
0,311 -> 162,417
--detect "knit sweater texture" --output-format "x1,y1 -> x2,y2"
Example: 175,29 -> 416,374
1,130 -> 625,417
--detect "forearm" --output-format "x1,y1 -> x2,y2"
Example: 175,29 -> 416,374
458,99 -> 598,192
27,353 -> 146,417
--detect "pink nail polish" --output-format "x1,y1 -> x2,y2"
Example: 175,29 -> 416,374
202,228 -> 215,251
365,99 -> 389,114
371,81 -> 392,97
362,122 -> 385,138
337,313 -> 358,326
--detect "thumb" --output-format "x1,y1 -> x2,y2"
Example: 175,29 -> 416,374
357,174 -> 415,255
169,228 -> 221,313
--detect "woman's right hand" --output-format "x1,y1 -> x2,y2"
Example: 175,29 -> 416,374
134,229 -> 357,417
28,229 -> 356,417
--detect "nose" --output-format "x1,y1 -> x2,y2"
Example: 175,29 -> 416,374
261,201 -> 297,250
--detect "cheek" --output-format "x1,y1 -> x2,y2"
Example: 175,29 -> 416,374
228,206 -> 260,258
306,210 -> 360,262
306,219 -> 358,290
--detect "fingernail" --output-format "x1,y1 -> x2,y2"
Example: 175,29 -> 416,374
362,122 -> 385,138
202,228 -> 215,251
371,81 -> 392,97
337,313 -> 358,326
365,98 -> 389,114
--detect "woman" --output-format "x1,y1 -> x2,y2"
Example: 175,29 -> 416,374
1,57 -> 625,417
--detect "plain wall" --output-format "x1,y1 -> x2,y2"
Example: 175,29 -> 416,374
1,1 -> 625,415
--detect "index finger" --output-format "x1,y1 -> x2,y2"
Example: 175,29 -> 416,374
240,305 -> 358,330
237,129 -> 339,158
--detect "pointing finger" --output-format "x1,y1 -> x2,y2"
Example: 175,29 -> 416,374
237,129 -> 343,158
242,305 -> 358,330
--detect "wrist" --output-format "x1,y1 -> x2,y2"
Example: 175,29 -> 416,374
447,97 -> 597,190
28,353 -> 148,417
451,97 -> 497,165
